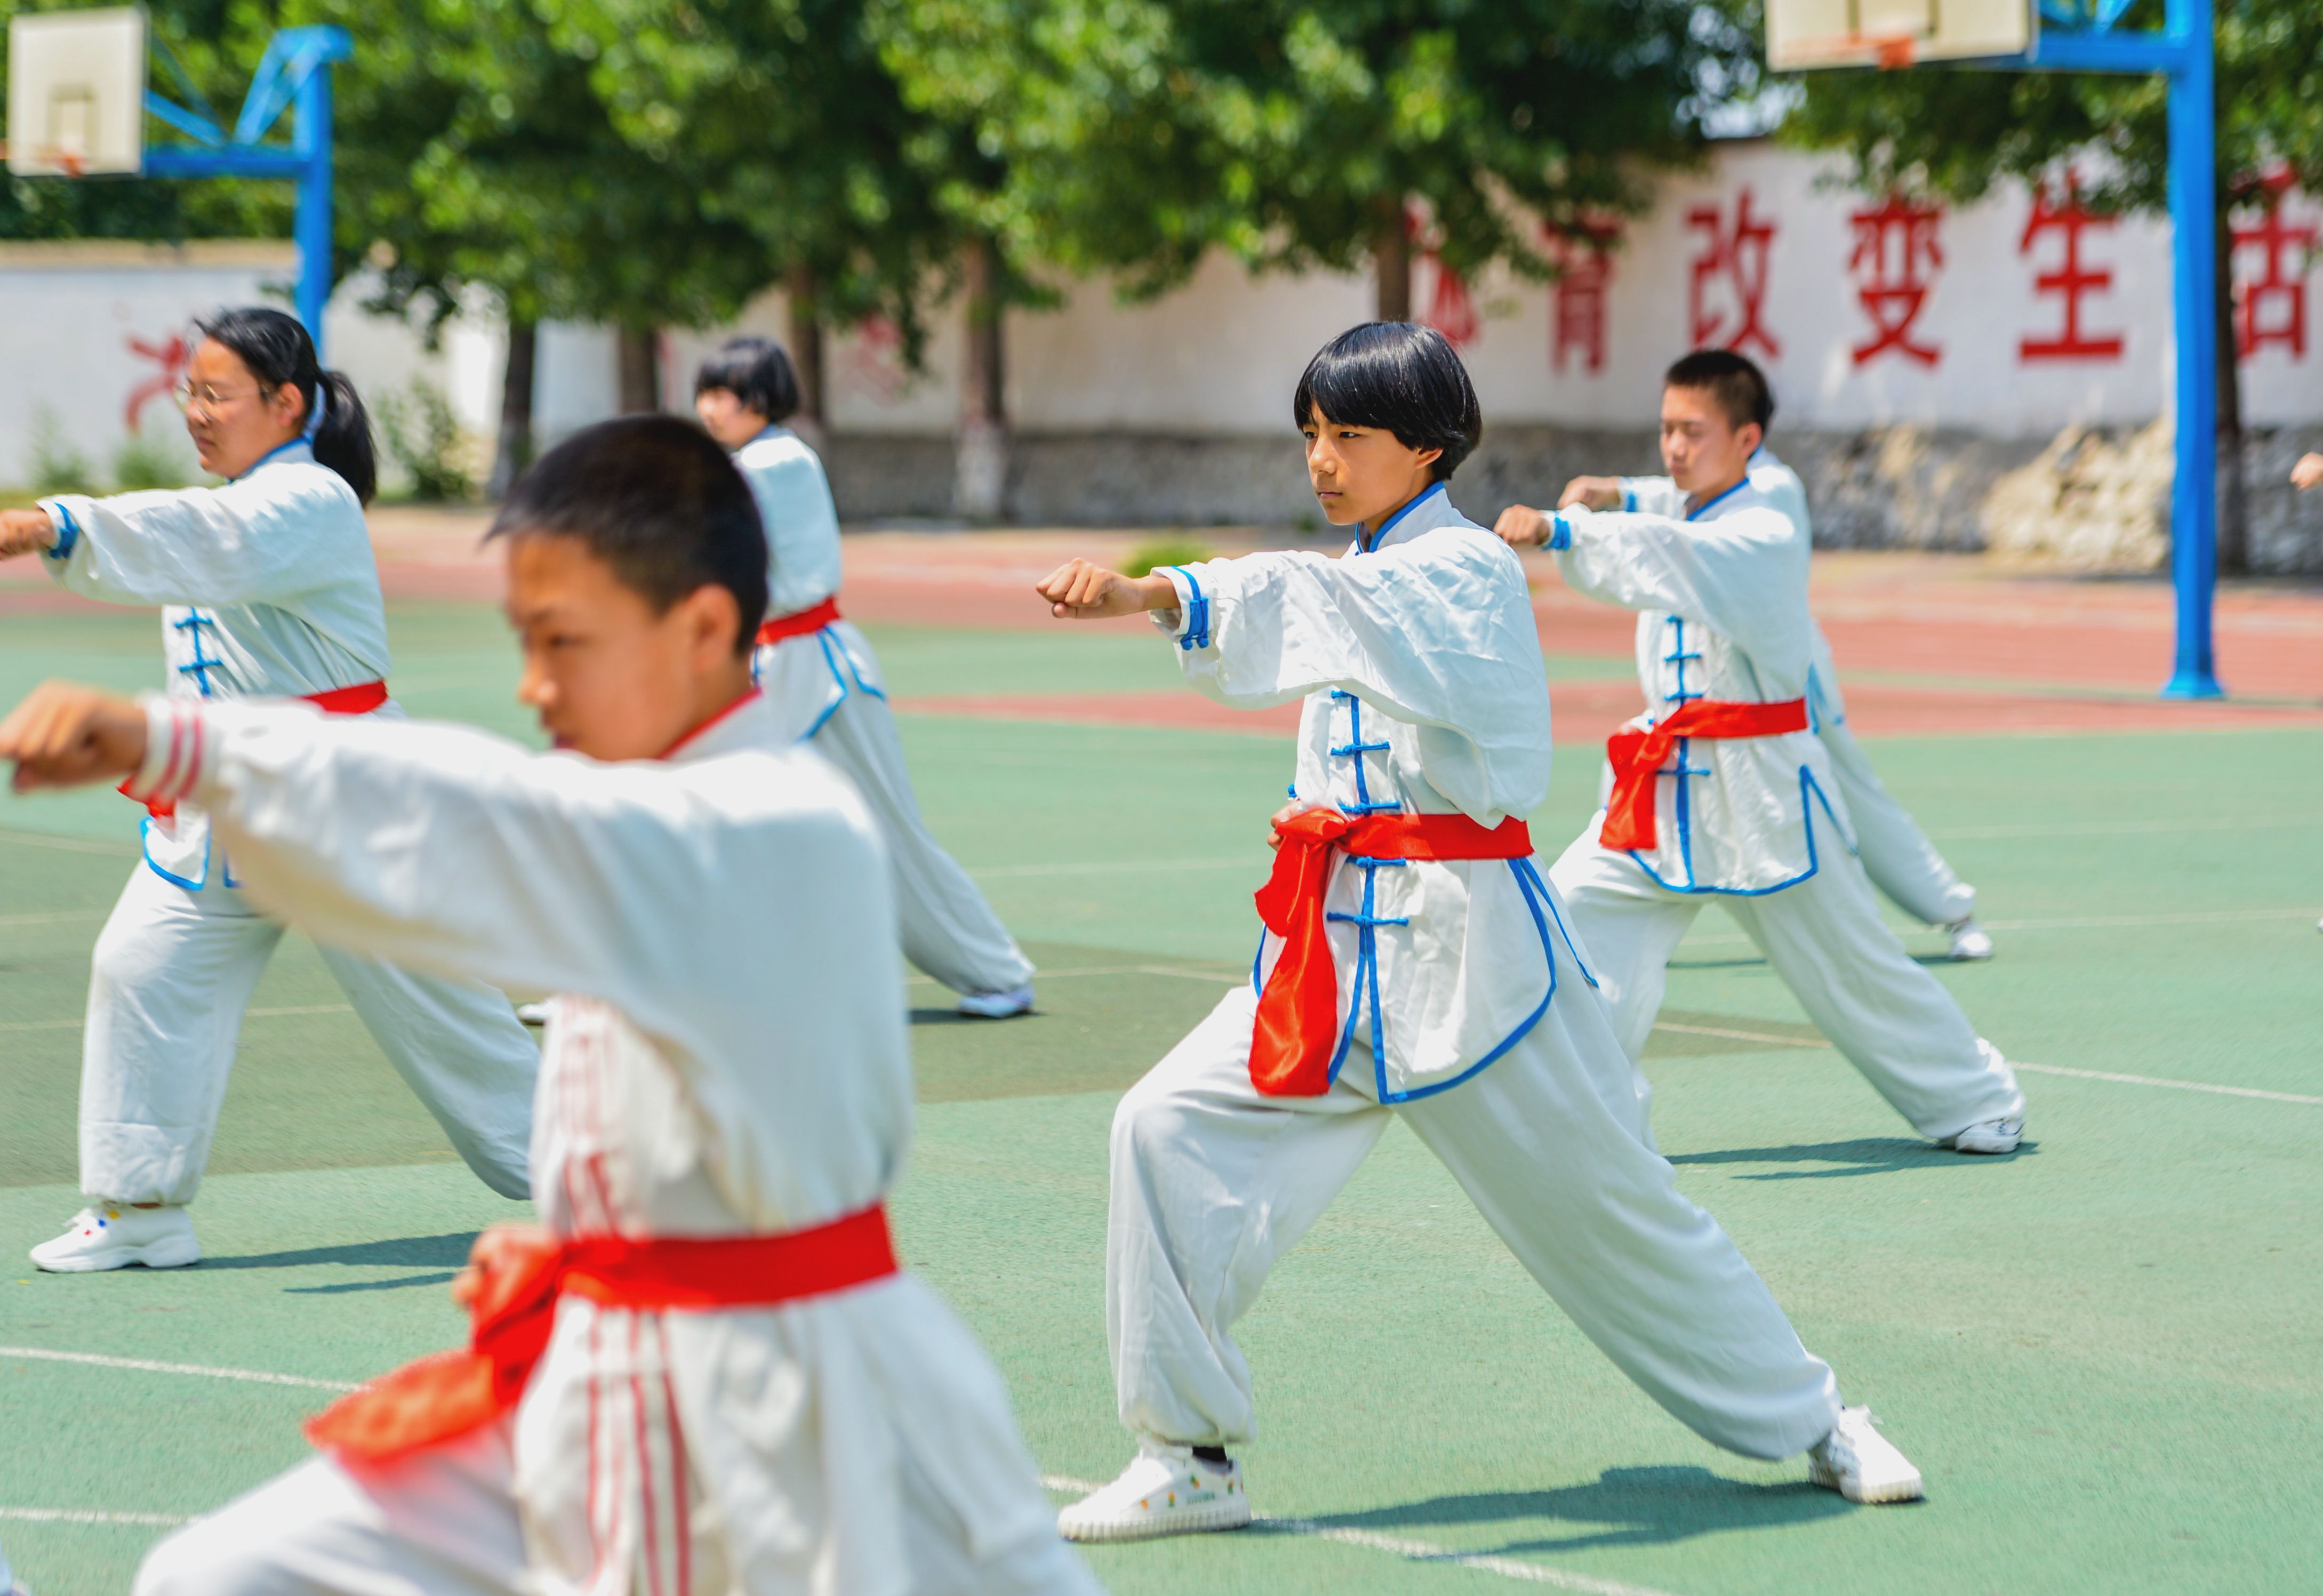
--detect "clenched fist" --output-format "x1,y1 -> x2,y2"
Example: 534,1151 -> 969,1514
0,509 -> 60,560
0,682 -> 149,792
1034,559 -> 1178,621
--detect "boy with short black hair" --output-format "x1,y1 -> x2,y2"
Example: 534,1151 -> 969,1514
1035,322 -> 1922,1544
2,414 -> 1098,1596
694,335 -> 1038,1020
1496,349 -> 2025,1155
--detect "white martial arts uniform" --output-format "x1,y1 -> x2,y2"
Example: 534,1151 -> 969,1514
37,444 -> 535,1203
738,426 -> 1034,999
1108,484 -> 1843,1463
127,691 -> 1098,1596
1544,472 -> 2022,1142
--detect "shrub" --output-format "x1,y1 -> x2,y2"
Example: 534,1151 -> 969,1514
376,380 -> 477,502
1122,536 -> 1214,578
28,408 -> 97,496
112,432 -> 191,492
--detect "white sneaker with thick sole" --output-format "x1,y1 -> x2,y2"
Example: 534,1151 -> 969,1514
1945,917 -> 1994,961
29,1204 -> 201,1273
515,1001 -> 552,1027
1058,1440 -> 1252,1542
1949,1116 -> 2023,1155
956,983 -> 1035,1020
1808,1407 -> 1924,1504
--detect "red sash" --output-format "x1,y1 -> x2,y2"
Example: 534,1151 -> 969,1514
1251,810 -> 1533,1097
1600,698 -> 1808,853
131,680 -> 389,820
756,596 -> 840,646
305,1206 -> 898,1464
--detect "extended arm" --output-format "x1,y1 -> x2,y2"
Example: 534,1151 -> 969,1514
36,476 -> 370,609
1552,503 -> 1808,679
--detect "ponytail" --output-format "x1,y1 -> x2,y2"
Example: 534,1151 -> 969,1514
194,307 -> 379,504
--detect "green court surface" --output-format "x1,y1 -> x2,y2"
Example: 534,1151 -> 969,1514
3,600 -> 2320,1595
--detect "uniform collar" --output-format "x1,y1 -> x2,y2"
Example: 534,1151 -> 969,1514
659,687 -> 766,761
1684,476 -> 1751,523
1358,480 -> 1453,554
234,438 -> 315,480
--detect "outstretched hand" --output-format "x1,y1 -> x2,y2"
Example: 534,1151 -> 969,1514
2294,453 -> 2323,492
0,682 -> 148,792
1492,505 -> 1556,550
1558,475 -> 1624,512
0,509 -> 60,560
1034,559 -> 1177,621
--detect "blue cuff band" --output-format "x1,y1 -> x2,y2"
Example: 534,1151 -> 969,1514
1546,515 -> 1572,552
42,503 -> 79,562
1622,488 -> 1636,513
1163,566 -> 1211,651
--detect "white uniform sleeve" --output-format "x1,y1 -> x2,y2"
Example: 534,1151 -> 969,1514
1151,530 -> 1552,814
1617,476 -> 1688,517
140,698 -> 875,1049
41,473 -> 364,609
1553,503 -> 1811,686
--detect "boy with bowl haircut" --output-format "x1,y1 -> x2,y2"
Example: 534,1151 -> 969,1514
1034,323 -> 1923,1544
3,415 -> 1098,1596
1496,349 -> 2024,1155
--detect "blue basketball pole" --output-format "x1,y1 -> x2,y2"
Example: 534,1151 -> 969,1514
1997,0 -> 2223,697
143,27 -> 352,363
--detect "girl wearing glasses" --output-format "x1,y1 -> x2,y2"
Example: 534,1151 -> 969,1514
0,306 -> 538,1274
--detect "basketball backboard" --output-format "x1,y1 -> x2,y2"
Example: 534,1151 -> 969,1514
7,7 -> 147,177
1767,0 -> 2035,71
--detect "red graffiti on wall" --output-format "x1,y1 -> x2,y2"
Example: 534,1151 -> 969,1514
2018,176 -> 2125,362
1847,195 -> 1944,367
1687,188 -> 1780,358
1545,219 -> 1619,373
124,332 -> 190,434
2232,177 -> 2317,359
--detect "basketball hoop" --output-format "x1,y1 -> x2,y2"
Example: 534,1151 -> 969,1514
1766,0 -> 2031,71
7,8 -> 146,178
1876,36 -> 1918,68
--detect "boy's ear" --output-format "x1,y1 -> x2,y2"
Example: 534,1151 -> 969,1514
676,582 -> 747,663
1736,421 -> 1764,456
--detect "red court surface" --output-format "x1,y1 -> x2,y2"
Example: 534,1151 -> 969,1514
11,517 -> 2323,736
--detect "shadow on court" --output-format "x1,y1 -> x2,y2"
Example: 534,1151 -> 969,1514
1274,1465 -> 1857,1554
198,1231 -> 477,1271
1669,1137 -> 2037,1179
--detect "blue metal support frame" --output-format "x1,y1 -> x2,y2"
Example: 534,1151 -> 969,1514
1984,0 -> 2222,697
140,27 -> 351,361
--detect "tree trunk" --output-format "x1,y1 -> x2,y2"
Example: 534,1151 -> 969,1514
786,266 -> 827,452
954,235 -> 1008,522
616,325 -> 660,413
2214,214 -> 2249,575
488,318 -> 536,501
1372,197 -> 1412,323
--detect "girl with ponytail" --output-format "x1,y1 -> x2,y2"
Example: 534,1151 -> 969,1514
0,306 -> 537,1274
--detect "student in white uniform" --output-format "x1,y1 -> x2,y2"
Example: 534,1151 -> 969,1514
1,415 -> 1098,1596
0,308 -> 537,1273
1032,324 -> 1925,1544
693,337 -> 1036,1018
1495,349 -> 2024,1155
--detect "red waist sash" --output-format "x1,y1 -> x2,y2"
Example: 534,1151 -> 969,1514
132,679 -> 389,819
1251,809 -> 1534,1097
305,1205 -> 898,1464
756,596 -> 840,646
1600,698 -> 1808,853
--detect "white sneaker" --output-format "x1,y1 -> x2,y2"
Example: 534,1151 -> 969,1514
1946,917 -> 1994,961
1058,1440 -> 1252,1542
29,1204 -> 201,1273
515,1001 -> 552,1027
1808,1407 -> 1924,1504
1950,1116 -> 2023,1155
956,983 -> 1035,1020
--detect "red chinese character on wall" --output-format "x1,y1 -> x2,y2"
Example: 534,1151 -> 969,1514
2232,175 -> 2317,359
1847,195 -> 1944,367
1545,219 -> 1619,373
1687,188 -> 1780,358
1424,256 -> 1480,348
2018,175 -> 2124,362
123,331 -> 189,434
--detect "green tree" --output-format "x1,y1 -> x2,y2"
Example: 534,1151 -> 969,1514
1783,0 -> 2323,571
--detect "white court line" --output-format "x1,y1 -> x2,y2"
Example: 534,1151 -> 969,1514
1650,1023 -> 2323,1107
1925,815 -> 2319,840
0,827 -> 138,857
0,1345 -> 357,1392
0,909 -> 107,927
1677,904 -> 2323,948
1039,1475 -> 1680,1594
970,857 -> 1260,879
0,1003 -> 353,1036
0,1506 -> 188,1527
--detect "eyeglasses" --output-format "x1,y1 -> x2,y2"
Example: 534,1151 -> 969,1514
171,382 -> 259,416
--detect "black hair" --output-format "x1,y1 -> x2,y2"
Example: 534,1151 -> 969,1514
1663,348 -> 1775,434
195,307 -> 377,504
693,336 -> 801,426
1291,322 -> 1482,482
486,415 -> 767,656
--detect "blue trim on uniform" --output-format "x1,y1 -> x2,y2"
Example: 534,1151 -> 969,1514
237,437 -> 307,479
1372,857 -> 1560,1104
1685,479 -> 1749,522
1627,765 -> 1843,897
1623,488 -> 1637,514
1250,928 -> 1267,995
1360,481 -> 1446,554
140,816 -> 210,891
1545,515 -> 1572,552
1162,566 -> 1211,651
1515,856 -> 1597,988
173,611 -> 226,697
43,503 -> 81,562
1328,691 -> 1403,817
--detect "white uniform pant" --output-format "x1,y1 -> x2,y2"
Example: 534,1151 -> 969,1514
1549,820 -> 2022,1142
82,863 -> 536,1205
810,687 -> 1034,1000
1817,718 -> 1975,927
132,1423 -> 1101,1596
1109,985 -> 1843,1463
